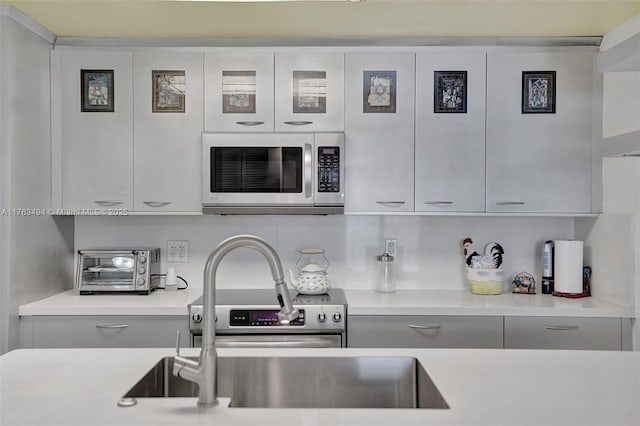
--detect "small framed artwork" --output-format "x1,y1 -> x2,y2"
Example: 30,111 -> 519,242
152,70 -> 186,113
363,70 -> 396,113
293,70 -> 327,114
434,71 -> 467,113
222,70 -> 256,114
522,71 -> 556,114
81,69 -> 114,112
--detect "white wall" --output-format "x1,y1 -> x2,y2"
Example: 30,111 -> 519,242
0,8 -> 74,354
75,215 -> 574,292
602,71 -> 640,138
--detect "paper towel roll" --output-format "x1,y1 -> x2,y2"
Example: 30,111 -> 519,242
553,240 -> 583,294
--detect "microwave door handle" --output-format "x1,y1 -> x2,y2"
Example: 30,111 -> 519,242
304,143 -> 312,198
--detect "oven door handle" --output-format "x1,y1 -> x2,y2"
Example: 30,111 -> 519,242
215,339 -> 334,348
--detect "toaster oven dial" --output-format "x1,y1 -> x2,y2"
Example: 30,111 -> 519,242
138,267 -> 146,274
136,278 -> 145,286
138,255 -> 147,264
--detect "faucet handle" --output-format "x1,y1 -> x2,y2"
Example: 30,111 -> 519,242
175,330 -> 181,356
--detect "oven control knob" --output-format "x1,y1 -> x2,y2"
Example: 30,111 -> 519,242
138,267 -> 146,274
332,312 -> 342,323
317,312 -> 327,323
136,278 -> 145,286
192,313 -> 202,323
138,255 -> 147,264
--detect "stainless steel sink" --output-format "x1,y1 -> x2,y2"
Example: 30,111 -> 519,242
123,356 -> 449,409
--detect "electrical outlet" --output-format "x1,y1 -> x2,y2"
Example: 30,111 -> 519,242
385,238 -> 397,257
167,240 -> 189,263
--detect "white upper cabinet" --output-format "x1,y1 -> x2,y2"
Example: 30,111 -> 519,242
345,52 -> 415,213
275,52 -> 345,132
204,53 -> 274,132
415,52 -> 486,213
52,50 -> 133,211
133,52 -> 203,212
486,51 -> 594,213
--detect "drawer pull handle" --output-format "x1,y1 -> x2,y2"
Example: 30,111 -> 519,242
284,121 -> 313,126
545,325 -> 580,331
423,201 -> 454,206
496,201 -> 525,206
94,200 -> 124,207
408,324 -> 441,330
236,121 -> 265,126
96,324 -> 129,329
142,201 -> 172,208
376,201 -> 406,207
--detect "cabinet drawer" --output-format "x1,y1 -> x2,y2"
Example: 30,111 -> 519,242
27,316 -> 189,348
504,317 -> 622,350
348,315 -> 503,348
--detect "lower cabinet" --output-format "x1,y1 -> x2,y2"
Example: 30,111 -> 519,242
20,315 -> 189,348
504,316 -> 629,351
347,315 -> 504,348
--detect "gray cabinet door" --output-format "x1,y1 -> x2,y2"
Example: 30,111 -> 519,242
504,316 -> 622,350
344,53 -> 416,213
486,51 -> 594,213
133,52 -> 203,212
27,316 -> 189,348
348,315 -> 503,348
53,50 -> 133,211
415,52 -> 486,213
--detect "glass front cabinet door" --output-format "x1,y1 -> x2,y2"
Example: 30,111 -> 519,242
275,52 -> 345,132
204,53 -> 275,132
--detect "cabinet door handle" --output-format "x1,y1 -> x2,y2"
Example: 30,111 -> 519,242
94,200 -> 124,207
496,201 -> 525,206
236,121 -> 265,126
545,325 -> 580,331
142,201 -> 172,208
284,121 -> 313,126
376,201 -> 406,207
96,324 -> 129,329
408,324 -> 442,330
423,201 -> 454,206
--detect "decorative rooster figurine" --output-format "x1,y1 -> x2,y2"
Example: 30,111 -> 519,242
485,242 -> 504,269
462,237 -> 480,266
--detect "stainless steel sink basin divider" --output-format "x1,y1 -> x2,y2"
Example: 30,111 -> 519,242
124,356 -> 449,409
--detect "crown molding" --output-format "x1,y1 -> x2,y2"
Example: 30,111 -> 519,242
0,6 -> 55,45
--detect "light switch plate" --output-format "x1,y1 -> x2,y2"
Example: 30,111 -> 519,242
167,240 -> 189,262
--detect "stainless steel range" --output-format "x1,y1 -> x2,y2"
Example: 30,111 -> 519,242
189,289 -> 347,348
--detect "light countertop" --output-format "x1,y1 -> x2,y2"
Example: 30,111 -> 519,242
18,288 -> 634,318
1,347 -> 639,426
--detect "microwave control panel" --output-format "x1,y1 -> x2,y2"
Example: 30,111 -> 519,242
318,146 -> 340,193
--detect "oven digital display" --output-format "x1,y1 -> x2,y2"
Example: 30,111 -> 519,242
251,310 -> 279,323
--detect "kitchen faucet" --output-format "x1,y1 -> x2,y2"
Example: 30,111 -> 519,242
172,234 -> 299,407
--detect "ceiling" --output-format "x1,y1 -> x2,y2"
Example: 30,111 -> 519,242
1,0 -> 639,40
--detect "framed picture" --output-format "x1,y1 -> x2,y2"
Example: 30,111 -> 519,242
522,71 -> 556,114
152,70 -> 185,113
81,69 -> 114,112
222,70 -> 256,114
363,70 -> 396,113
293,71 -> 327,114
434,71 -> 467,113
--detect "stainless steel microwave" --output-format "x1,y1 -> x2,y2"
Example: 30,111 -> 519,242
202,132 -> 344,214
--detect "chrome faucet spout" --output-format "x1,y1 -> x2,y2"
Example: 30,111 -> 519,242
172,234 -> 299,407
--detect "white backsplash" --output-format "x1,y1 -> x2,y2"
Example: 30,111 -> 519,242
75,215 -> 574,291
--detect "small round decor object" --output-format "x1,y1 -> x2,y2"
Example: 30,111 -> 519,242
511,271 -> 536,294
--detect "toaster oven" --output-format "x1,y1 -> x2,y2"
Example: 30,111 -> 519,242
76,248 -> 160,295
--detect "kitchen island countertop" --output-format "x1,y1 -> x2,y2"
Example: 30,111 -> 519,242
1,346 -> 639,426
18,288 -> 634,318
